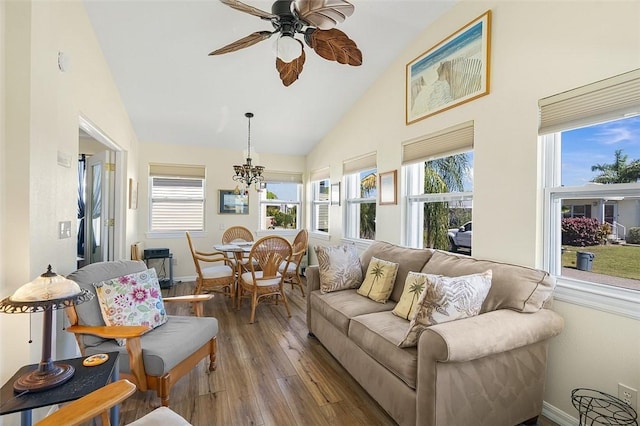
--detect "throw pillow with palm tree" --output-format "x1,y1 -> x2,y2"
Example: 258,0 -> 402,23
357,257 -> 399,303
392,272 -> 429,320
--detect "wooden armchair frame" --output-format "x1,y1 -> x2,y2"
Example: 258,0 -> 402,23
65,286 -> 216,407
282,229 -> 308,296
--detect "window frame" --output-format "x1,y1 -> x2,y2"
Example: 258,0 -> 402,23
343,169 -> 377,242
258,181 -> 302,234
541,134 -> 640,320
311,178 -> 330,236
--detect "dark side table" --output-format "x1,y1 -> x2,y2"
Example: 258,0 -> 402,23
0,352 -> 120,426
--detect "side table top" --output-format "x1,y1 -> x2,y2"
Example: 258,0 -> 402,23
0,351 -> 119,416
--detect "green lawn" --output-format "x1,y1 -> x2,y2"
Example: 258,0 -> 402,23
562,244 -> 640,280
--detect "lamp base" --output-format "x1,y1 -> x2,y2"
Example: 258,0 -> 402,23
13,362 -> 75,392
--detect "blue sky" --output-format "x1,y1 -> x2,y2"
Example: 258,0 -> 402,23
562,116 -> 640,186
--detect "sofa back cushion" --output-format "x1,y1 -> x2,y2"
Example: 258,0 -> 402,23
421,251 -> 555,313
360,241 -> 434,302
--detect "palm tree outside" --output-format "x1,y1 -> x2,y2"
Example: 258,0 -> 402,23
591,149 -> 640,183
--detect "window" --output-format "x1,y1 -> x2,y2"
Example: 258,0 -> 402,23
344,153 -> 377,240
311,178 -> 330,234
540,69 -> 640,296
259,171 -> 302,231
403,122 -> 474,251
149,164 -> 205,233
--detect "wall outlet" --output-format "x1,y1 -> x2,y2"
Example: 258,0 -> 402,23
618,383 -> 638,410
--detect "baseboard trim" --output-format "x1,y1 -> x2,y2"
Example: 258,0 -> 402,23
542,401 -> 578,426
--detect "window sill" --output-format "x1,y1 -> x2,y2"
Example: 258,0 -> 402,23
256,229 -> 298,238
145,230 -> 205,239
341,238 -> 373,252
554,277 -> 640,320
310,231 -> 331,241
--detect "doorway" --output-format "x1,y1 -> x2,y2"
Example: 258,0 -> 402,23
77,116 -> 125,267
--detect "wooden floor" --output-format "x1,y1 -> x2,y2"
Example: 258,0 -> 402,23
119,279 -> 559,426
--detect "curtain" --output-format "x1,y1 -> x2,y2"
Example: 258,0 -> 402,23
77,155 -> 86,258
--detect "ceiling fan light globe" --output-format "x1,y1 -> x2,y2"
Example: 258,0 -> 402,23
274,35 -> 302,63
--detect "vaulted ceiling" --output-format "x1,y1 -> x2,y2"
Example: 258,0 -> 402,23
84,0 -> 456,156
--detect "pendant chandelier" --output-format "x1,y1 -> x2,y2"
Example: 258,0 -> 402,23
233,112 -> 265,189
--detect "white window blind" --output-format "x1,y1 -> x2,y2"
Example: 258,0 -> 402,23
539,68 -> 640,134
343,153 -> 376,175
402,121 -> 474,165
149,164 -> 205,232
309,167 -> 330,182
262,170 -> 303,183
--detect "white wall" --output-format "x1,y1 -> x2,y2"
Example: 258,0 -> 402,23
137,140 -> 305,278
306,0 -> 640,421
1,2 -> 139,424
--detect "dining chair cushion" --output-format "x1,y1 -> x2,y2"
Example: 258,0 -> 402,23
241,271 -> 282,287
94,268 -> 168,345
128,406 -> 192,425
278,261 -> 297,274
68,260 -> 149,348
201,264 -> 234,279
84,315 -> 219,376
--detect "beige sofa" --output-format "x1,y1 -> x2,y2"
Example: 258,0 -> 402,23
306,241 -> 564,426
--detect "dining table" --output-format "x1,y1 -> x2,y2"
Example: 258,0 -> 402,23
213,242 -> 254,296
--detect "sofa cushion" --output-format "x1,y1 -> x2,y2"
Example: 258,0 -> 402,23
399,270 -> 493,348
85,315 -> 218,377
349,311 -> 418,389
392,271 -> 429,320
359,241 -> 433,303
357,257 -> 399,303
421,251 -> 555,313
315,243 -> 363,293
94,268 -> 168,345
309,289 -> 395,335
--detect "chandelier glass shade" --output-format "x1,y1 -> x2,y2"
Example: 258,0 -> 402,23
233,112 -> 265,188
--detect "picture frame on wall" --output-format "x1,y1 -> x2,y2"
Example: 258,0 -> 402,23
128,178 -> 138,210
406,10 -> 491,125
219,190 -> 249,214
330,182 -> 341,206
379,170 -> 397,205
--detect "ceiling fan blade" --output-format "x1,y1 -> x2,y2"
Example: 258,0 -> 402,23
220,0 -> 276,20
306,28 -> 362,66
209,31 -> 274,56
294,0 -> 354,30
276,48 -> 306,86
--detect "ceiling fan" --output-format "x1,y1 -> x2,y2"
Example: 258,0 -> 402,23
209,0 -> 362,86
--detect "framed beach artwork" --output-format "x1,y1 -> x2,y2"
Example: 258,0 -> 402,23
406,11 -> 491,125
219,190 -> 249,214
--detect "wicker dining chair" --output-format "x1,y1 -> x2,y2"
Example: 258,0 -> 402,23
237,235 -> 292,324
279,229 -> 308,296
221,226 -> 254,244
186,231 -> 236,298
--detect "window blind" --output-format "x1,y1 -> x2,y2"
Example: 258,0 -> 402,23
402,121 -> 474,165
309,167 -> 330,182
149,163 -> 206,178
343,153 -> 376,175
150,177 -> 204,231
539,68 -> 640,134
262,170 -> 303,183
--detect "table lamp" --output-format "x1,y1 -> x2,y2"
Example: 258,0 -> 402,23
0,265 -> 93,392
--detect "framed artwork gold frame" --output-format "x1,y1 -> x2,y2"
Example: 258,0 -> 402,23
379,170 -> 397,205
406,10 -> 491,125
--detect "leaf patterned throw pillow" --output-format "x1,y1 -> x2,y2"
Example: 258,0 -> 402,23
392,271 -> 430,320
315,243 -> 363,293
94,268 -> 168,345
398,270 -> 493,348
357,257 -> 399,303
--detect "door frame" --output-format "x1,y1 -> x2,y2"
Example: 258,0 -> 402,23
79,115 -> 126,261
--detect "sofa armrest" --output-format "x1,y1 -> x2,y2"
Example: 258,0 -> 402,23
419,308 -> 564,363
306,265 -> 320,293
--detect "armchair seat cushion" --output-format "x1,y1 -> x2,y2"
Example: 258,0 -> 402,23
128,407 -> 192,426
85,315 -> 218,376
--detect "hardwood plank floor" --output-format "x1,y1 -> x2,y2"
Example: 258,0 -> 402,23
118,279 -> 559,426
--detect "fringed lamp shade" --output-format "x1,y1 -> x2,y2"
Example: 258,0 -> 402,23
0,265 -> 93,392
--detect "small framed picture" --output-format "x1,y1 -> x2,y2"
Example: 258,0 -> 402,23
379,170 -> 397,205
128,178 -> 138,210
219,190 -> 249,214
331,182 -> 341,206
